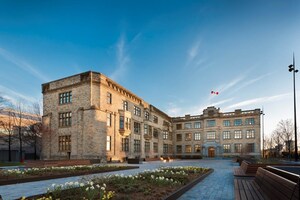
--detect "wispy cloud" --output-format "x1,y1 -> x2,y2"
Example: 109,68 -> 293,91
187,40 -> 201,64
185,39 -> 209,69
0,47 -> 49,82
226,72 -> 272,96
224,93 -> 291,110
110,34 -> 131,81
0,85 -> 36,106
165,102 -> 183,117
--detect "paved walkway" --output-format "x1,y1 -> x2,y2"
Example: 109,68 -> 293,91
0,159 -> 238,200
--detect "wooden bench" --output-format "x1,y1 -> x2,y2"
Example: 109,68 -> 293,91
235,167 -> 299,200
234,160 -> 265,177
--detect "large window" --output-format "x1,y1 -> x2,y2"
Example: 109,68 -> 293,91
185,145 -> 192,153
223,131 -> 231,140
121,138 -> 129,152
123,101 -> 128,111
245,118 -> 255,125
145,142 -> 150,153
163,131 -> 168,140
223,120 -> 230,127
234,119 -> 242,126
176,124 -> 182,130
144,124 -> 148,134
134,122 -> 141,134
153,115 -> 158,124
107,113 -> 112,127
119,116 -> 124,129
106,136 -> 111,151
145,111 -> 150,120
59,91 -> 72,105
59,135 -> 71,151
194,122 -> 201,129
163,144 -> 168,154
207,120 -> 216,127
153,128 -> 159,138
153,142 -> 158,153
168,144 -> 173,154
246,130 -> 255,139
59,112 -> 72,127
176,134 -> 182,141
184,123 -> 192,129
247,143 -> 255,153
125,117 -> 131,130
107,92 -> 112,104
176,145 -> 182,153
234,144 -> 242,153
223,144 -> 231,153
185,133 -> 192,141
194,132 -> 201,141
194,144 -> 201,153
234,130 -> 242,139
207,131 -> 216,139
134,106 -> 141,116
134,139 -> 141,152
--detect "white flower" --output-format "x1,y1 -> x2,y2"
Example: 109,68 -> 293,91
86,187 -> 89,191
80,183 -> 84,187
96,184 -> 100,188
90,186 -> 94,190
101,187 -> 105,190
103,183 -> 106,187
51,183 -> 56,187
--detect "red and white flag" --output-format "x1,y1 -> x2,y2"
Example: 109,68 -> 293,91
211,90 -> 219,95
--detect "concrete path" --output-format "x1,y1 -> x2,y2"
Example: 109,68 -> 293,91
0,159 -> 238,200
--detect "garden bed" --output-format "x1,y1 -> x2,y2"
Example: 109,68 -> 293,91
0,165 -> 139,186
21,166 -> 213,200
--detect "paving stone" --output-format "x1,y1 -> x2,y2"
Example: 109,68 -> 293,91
0,159 -> 238,200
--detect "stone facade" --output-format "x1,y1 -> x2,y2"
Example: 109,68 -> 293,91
41,71 -> 261,161
172,107 -> 261,158
41,71 -> 172,161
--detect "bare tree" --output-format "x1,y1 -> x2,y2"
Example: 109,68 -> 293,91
0,110 -> 16,162
271,130 -> 283,157
277,119 -> 293,154
23,102 -> 42,160
14,101 -> 28,162
0,96 -> 9,111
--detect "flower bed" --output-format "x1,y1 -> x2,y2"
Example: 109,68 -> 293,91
22,166 -> 212,200
0,165 -> 139,185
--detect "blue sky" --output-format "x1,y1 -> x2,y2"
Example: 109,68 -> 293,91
0,0 -> 300,136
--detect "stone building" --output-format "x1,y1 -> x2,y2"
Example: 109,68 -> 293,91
41,71 -> 261,161
41,71 -> 173,161
172,106 -> 261,158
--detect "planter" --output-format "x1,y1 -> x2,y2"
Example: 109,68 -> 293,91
164,169 -> 214,200
0,166 -> 139,186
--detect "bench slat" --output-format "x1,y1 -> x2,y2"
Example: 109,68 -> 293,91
235,167 -> 299,200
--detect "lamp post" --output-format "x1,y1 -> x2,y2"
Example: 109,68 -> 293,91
288,53 -> 298,162
260,109 -> 265,159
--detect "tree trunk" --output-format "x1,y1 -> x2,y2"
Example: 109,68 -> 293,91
8,134 -> 11,162
19,126 -> 23,162
34,135 -> 37,160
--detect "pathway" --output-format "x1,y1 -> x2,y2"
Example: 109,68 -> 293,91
0,159 -> 238,200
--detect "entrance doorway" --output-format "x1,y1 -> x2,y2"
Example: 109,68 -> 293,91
208,147 -> 215,157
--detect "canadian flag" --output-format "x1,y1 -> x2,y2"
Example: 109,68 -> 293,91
211,90 -> 219,95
